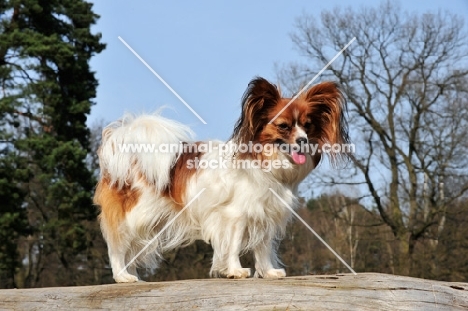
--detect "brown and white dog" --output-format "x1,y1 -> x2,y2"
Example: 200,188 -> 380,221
94,77 -> 349,282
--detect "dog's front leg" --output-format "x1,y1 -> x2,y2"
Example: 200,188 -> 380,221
253,239 -> 286,278
210,221 -> 251,279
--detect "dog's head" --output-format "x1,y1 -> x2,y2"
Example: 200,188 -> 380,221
231,77 -> 349,167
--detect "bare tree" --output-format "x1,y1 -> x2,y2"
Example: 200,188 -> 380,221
87,119 -> 107,178
278,1 -> 468,275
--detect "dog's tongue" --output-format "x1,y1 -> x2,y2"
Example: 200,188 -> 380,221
291,151 -> 306,165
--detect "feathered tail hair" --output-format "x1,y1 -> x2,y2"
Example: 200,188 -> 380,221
98,112 -> 194,191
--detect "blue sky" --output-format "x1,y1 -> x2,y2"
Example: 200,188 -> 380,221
88,0 -> 468,141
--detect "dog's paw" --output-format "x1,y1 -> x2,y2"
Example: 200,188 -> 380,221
256,268 -> 286,279
226,268 -> 251,279
114,273 -> 139,283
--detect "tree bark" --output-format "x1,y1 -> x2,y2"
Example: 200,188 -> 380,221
1,273 -> 467,311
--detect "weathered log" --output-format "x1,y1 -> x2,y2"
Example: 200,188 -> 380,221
1,273 -> 467,310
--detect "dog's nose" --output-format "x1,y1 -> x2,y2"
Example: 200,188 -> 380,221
296,137 -> 308,145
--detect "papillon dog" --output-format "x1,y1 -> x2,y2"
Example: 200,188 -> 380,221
94,77 -> 349,282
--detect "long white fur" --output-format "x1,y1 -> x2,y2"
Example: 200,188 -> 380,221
99,113 -> 194,191
98,112 -> 316,282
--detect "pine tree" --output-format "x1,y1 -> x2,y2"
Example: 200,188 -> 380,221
0,0 -> 105,288
0,151 -> 30,288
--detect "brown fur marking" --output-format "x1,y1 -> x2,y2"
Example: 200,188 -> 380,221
162,142 -> 204,207
94,176 -> 141,242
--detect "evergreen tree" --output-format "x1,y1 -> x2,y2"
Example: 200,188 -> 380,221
0,151 -> 30,288
0,0 -> 105,288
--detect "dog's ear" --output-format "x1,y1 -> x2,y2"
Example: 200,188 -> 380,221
231,77 -> 281,144
305,82 -> 350,161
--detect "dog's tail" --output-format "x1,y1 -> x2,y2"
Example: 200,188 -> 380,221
98,112 -> 194,192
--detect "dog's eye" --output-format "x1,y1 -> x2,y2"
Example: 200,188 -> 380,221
304,122 -> 312,129
277,123 -> 290,131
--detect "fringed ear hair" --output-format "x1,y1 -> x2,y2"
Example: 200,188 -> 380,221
305,82 -> 350,163
231,77 -> 281,144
